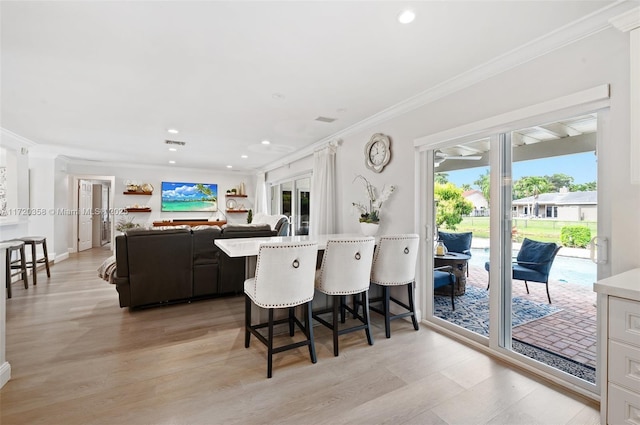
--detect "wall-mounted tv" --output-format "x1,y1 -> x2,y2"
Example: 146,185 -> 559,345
161,182 -> 218,212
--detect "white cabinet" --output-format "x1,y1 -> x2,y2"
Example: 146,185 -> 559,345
594,269 -> 640,424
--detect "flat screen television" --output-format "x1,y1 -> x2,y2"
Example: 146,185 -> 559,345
161,181 -> 218,212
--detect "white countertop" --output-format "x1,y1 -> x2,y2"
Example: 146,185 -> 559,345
214,233 -> 367,257
593,268 -> 640,302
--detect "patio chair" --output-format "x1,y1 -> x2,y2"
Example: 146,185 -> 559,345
438,231 -> 472,276
484,238 -> 561,304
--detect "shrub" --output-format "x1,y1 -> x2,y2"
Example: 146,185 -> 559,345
560,225 -> 591,248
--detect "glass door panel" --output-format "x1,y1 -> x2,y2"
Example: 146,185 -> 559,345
509,113 -> 598,383
432,137 -> 493,338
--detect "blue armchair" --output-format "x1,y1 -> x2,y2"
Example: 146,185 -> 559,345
434,265 -> 456,310
438,231 -> 473,276
484,238 -> 561,303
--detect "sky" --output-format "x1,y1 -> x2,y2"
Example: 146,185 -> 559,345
443,152 -> 597,189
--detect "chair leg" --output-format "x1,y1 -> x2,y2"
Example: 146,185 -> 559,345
340,295 -> 346,324
5,252 -> 11,299
19,245 -> 28,289
524,280 -> 530,294
305,301 -> 317,364
450,281 -> 456,311
363,290 -> 374,346
407,282 -> 419,330
383,286 -> 391,338
30,242 -> 37,285
545,282 -> 552,304
244,295 -> 251,348
288,307 -> 295,336
332,295 -> 340,357
42,240 -> 51,278
267,308 -> 274,378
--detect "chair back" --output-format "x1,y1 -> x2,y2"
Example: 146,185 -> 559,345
516,238 -> 561,274
248,241 -> 318,308
438,231 -> 472,254
316,237 -> 375,295
370,234 -> 420,286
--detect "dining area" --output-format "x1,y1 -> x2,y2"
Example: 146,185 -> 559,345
215,233 -> 425,378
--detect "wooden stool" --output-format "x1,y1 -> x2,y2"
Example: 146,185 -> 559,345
19,236 -> 51,285
4,240 -> 29,299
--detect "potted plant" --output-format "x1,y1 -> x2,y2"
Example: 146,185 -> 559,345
352,175 -> 395,235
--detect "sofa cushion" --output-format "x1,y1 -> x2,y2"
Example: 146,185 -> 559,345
221,223 -> 273,238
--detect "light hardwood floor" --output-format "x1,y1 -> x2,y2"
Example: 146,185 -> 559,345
1,247 -> 600,425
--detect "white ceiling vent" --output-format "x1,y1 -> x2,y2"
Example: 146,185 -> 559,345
165,140 -> 186,146
315,116 -> 337,123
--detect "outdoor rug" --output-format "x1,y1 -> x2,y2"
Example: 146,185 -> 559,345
433,285 -> 562,336
434,285 -> 595,383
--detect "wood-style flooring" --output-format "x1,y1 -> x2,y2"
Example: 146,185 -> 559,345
1,247 -> 600,425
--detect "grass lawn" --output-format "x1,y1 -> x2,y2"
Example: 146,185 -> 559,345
452,216 -> 597,244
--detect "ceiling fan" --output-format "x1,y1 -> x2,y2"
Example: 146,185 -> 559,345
434,151 -> 482,167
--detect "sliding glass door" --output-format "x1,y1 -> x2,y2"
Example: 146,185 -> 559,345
425,112 -> 600,390
270,175 -> 311,236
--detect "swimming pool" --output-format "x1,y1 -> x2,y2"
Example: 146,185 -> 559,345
469,247 -> 597,287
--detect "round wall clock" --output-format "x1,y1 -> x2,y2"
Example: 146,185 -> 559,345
365,133 -> 391,173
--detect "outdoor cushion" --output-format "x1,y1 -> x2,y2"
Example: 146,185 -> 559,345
438,231 -> 472,254
516,238 -> 558,273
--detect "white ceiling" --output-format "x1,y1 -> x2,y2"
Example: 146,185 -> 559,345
0,1 -> 626,172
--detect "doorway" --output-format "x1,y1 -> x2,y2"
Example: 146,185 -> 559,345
72,175 -> 115,253
419,105 -> 607,395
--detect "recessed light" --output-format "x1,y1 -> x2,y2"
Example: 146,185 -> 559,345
398,9 -> 415,24
226,165 -> 233,168
272,93 -> 285,100
167,128 -> 179,134
241,155 -> 248,159
261,140 -> 270,145
169,160 -> 176,164
168,147 -> 177,152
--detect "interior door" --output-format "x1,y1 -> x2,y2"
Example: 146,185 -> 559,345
78,179 -> 93,251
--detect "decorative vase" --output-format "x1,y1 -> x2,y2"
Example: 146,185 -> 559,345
360,222 -> 380,236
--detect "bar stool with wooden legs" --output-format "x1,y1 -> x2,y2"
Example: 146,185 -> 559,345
368,234 -> 420,338
19,236 -> 51,285
4,240 -> 29,298
313,236 -> 376,356
244,241 -> 319,378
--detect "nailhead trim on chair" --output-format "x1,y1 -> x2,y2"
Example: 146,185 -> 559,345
247,241 -> 317,308
370,234 -> 419,286
316,238 -> 374,295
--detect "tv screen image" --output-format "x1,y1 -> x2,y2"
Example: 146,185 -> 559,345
161,182 -> 218,212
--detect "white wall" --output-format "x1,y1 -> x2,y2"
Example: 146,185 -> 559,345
64,161 -> 256,245
268,27 -> 639,275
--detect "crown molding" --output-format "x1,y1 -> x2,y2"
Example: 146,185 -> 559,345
0,128 -> 37,150
609,6 -> 640,32
260,0 -> 638,174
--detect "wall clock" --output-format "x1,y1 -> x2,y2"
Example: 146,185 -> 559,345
365,133 -> 391,173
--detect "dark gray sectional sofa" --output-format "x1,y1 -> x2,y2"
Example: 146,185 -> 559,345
114,224 -> 274,309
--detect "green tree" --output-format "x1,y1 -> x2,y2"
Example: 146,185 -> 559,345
461,183 -> 472,191
513,176 -> 554,200
545,173 -> 574,191
435,173 -> 449,184
474,170 -> 490,203
435,183 -> 473,230
570,181 -> 597,191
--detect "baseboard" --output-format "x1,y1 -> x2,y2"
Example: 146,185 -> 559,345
0,361 -> 11,389
54,251 -> 69,263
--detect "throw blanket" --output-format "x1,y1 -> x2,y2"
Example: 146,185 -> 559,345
98,255 -> 117,284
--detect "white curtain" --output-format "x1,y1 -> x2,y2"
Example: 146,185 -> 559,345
254,172 -> 268,215
310,143 -> 337,236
